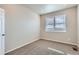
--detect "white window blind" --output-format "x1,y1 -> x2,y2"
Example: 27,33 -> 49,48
45,15 -> 66,32
45,16 -> 54,32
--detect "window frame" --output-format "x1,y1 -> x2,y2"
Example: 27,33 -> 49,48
45,15 -> 66,32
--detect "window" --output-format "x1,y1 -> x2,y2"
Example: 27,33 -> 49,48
45,15 -> 66,32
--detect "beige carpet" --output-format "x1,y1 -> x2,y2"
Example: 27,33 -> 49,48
6,39 -> 79,55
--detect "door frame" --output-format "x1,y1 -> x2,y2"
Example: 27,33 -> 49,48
0,8 -> 5,55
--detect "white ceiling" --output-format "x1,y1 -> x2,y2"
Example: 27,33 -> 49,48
24,4 -> 77,15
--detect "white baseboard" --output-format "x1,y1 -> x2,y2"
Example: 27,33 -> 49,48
5,37 -> 78,54
5,37 -> 40,54
41,38 -> 77,46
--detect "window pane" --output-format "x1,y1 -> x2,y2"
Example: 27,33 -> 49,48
45,15 -> 66,32
55,15 -> 65,24
54,15 -> 66,32
45,17 -> 54,32
55,24 -> 66,30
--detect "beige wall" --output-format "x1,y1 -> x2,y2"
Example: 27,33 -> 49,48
0,5 -> 78,53
40,7 -> 77,45
0,5 -> 40,53
77,5 -> 79,47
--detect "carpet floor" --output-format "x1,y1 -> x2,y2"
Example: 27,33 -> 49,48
6,39 -> 79,55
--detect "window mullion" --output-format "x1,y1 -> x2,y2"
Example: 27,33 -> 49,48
54,17 -> 55,29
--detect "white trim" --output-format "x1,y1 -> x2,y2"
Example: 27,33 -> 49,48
0,8 -> 5,55
41,38 -> 77,46
5,37 -> 40,54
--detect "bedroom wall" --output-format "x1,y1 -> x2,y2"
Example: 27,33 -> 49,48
0,5 -> 40,53
77,5 -> 79,47
40,7 -> 77,45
